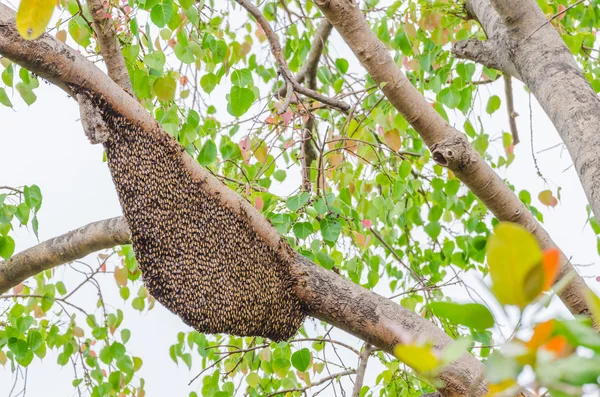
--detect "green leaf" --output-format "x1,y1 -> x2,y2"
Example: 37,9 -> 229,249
121,329 -> 131,344
335,58 -> 349,74
291,348 -> 311,372
231,69 -> 252,87
16,0 -> 55,40
144,51 -> 166,70
8,338 -> 29,360
154,76 -> 176,101
320,217 -> 341,243
228,86 -> 254,117
246,372 -> 259,388
179,0 -> 194,8
0,235 -> 15,259
41,292 -> 54,312
293,222 -> 314,239
27,330 -> 43,352
197,140 -> 217,166
68,15 -> 92,47
174,43 -> 195,64
429,301 -> 494,330
209,40 -> 227,63
132,297 -> 145,311
486,95 -> 501,114
286,192 -> 310,211
0,87 -> 12,107
200,73 -> 219,94
439,86 -> 461,109
16,82 -> 36,105
24,185 -> 42,212
150,1 -> 173,28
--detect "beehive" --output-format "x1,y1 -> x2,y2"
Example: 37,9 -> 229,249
74,87 -> 307,341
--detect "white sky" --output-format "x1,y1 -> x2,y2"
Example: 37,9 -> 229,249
1,1 -> 600,396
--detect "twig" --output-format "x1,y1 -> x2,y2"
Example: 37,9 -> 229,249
351,343 -> 373,397
235,0 -> 349,113
524,0 -> 586,41
503,74 -> 519,145
265,369 -> 356,397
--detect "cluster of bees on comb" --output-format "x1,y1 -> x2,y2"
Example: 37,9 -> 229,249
72,86 -> 307,341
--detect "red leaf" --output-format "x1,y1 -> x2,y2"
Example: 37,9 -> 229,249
362,219 -> 373,228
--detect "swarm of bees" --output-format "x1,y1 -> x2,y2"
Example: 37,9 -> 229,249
72,86 -> 306,341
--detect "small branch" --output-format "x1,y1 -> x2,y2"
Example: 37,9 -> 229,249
523,0 -> 586,41
351,343 -> 373,397
452,38 -> 521,80
266,369 -> 355,397
300,19 -> 333,191
503,74 -> 519,145
235,0 -> 349,113
86,0 -> 133,94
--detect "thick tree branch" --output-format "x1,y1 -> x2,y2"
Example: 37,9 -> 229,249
503,74 -> 519,145
314,0 -> 594,330
235,0 -> 349,113
0,6 -> 486,395
462,0 -> 600,236
0,217 -> 130,293
86,0 -> 133,94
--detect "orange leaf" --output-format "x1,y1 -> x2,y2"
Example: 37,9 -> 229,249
526,320 -> 554,351
254,196 -> 264,211
544,335 -> 571,358
329,153 -> 344,167
383,128 -> 402,151
542,247 -> 560,290
538,190 -> 558,207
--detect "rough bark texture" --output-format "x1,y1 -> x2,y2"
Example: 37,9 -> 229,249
0,217 -> 130,292
0,5 -> 487,395
315,0 -> 594,322
301,20 -> 332,191
455,0 -> 600,232
86,0 -> 133,94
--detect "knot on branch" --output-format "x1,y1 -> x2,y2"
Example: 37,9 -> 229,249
430,134 -> 476,172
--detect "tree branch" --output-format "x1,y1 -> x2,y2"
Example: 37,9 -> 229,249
300,19 -> 333,191
503,74 -> 519,145
314,0 -> 594,328
351,343 -> 374,397
451,38 -> 521,80
0,6 -> 487,395
235,0 -> 349,113
266,369 -> 356,397
0,217 -> 130,293
462,0 -> 600,240
86,0 -> 133,94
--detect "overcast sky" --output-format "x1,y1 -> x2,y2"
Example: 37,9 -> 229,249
1,1 -> 600,396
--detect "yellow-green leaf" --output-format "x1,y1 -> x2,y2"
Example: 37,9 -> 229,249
584,289 -> 600,326
394,344 -> 440,374
487,222 -> 543,308
16,0 -> 55,40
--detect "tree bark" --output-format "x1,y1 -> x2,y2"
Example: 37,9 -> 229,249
86,0 -> 133,94
0,5 -> 487,395
313,0 -> 595,321
454,0 -> 600,229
